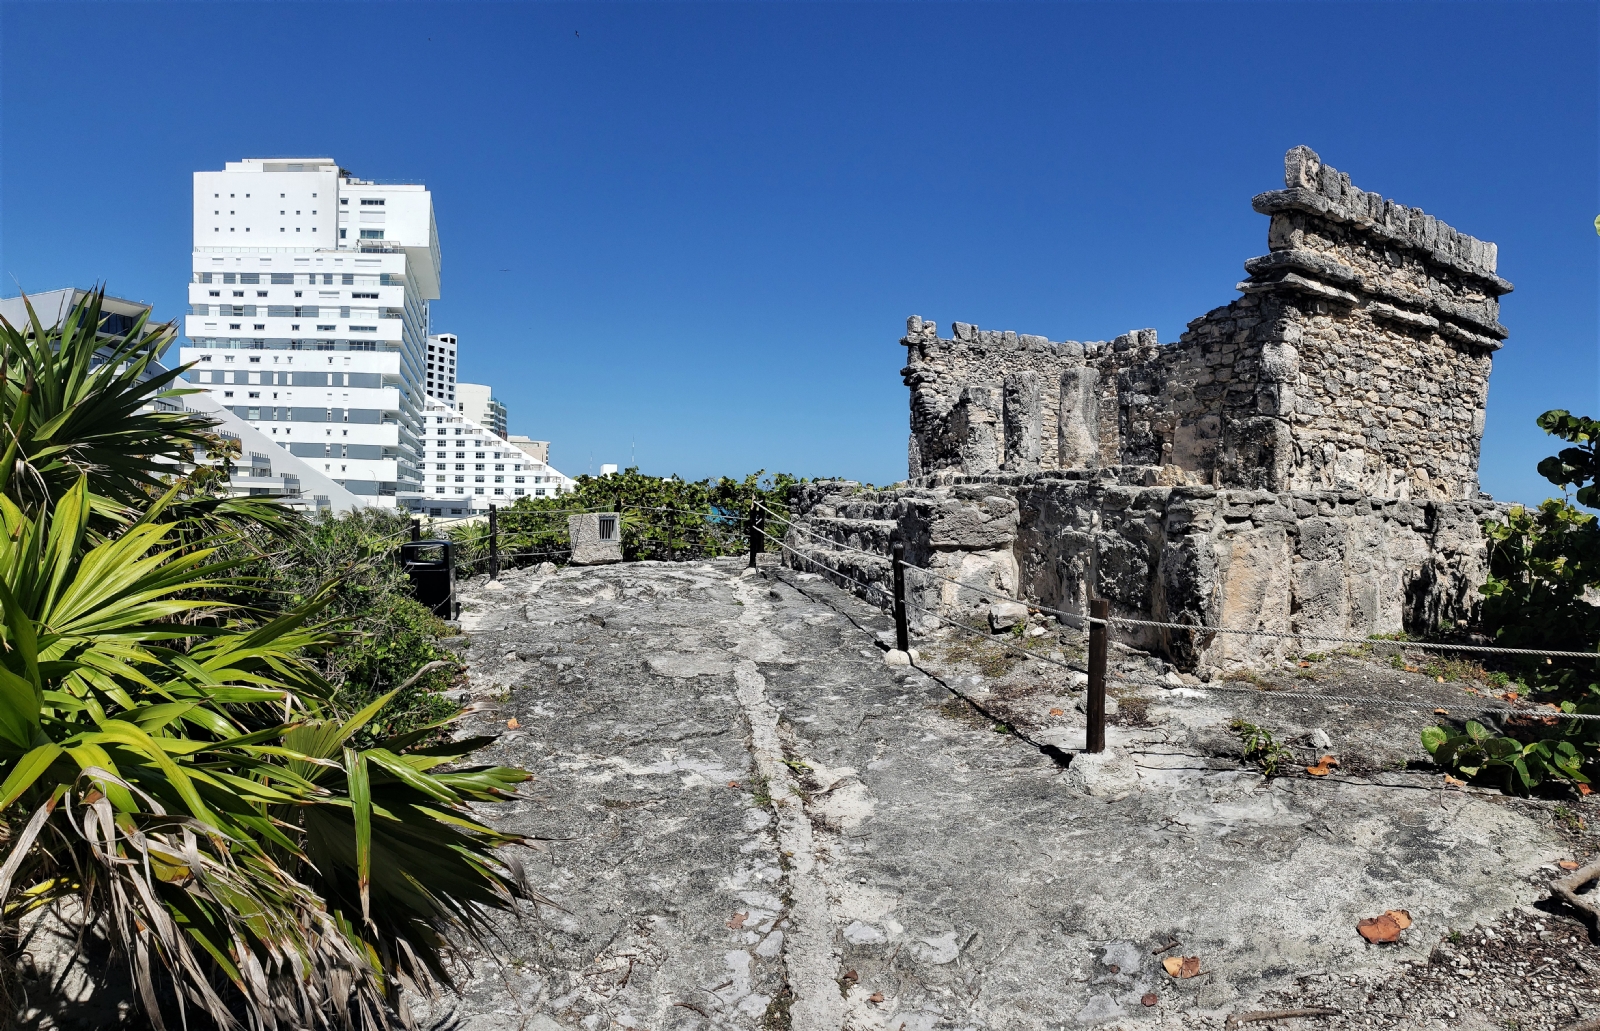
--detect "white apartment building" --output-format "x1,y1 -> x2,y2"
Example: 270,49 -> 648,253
426,333 -> 457,403
179,158 -> 440,510
456,381 -> 507,438
419,397 -> 576,517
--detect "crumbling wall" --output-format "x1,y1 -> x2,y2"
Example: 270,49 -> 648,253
798,146 -> 1512,669
902,146 -> 1512,502
788,475 -> 1497,672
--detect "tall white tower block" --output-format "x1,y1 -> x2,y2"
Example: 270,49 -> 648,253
179,158 -> 441,509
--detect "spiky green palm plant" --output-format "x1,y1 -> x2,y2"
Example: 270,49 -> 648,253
0,289 -> 215,515
0,479 -> 534,1028
0,289 -> 539,1028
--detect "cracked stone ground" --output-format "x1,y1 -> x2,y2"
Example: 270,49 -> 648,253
421,558 -> 1599,1031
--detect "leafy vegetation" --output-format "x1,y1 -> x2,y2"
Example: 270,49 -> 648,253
1231,719 -> 1293,777
0,290 -> 534,1029
1421,408 -> 1600,793
231,507 -> 461,742
437,466 -> 803,576
1421,720 -> 1587,792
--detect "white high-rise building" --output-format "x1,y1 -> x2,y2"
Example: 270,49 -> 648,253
426,333 -> 457,404
179,158 -> 441,510
419,397 -> 576,517
457,382 -> 507,438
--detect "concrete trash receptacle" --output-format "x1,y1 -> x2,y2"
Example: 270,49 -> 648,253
569,512 -> 623,565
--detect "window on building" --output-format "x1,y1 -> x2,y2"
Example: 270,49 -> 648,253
360,198 -> 385,206
358,229 -> 384,240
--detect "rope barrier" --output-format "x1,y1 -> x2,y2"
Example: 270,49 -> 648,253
1110,674 -> 1600,723
747,508 -> 1600,729
760,503 -> 1597,662
1105,615 -> 1600,660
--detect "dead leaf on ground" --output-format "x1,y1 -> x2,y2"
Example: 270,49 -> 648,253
1503,691 -> 1519,702
1356,910 -> 1411,943
1559,860 -> 1581,871
1298,661 -> 1311,668
728,781 -> 739,788
1306,755 -> 1339,777
505,717 -> 520,729
1141,993 -> 1159,1007
1049,708 -> 1065,717
1433,708 -> 1450,715
842,970 -> 858,983
867,992 -> 884,1004
1162,956 -> 1201,978
727,912 -> 748,929
1436,676 -> 1445,683
1580,783 -> 1595,797
1443,775 -> 1467,788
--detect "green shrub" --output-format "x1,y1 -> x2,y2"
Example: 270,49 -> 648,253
0,291 -> 533,1027
439,466 -> 804,575
1422,409 -> 1600,792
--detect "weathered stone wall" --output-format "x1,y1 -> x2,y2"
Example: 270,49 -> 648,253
786,475 -> 1499,671
796,147 -> 1513,669
902,146 -> 1512,503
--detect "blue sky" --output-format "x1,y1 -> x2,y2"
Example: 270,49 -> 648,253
2,2 -> 1595,502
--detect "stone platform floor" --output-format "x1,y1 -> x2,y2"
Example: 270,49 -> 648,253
424,558 -> 1598,1031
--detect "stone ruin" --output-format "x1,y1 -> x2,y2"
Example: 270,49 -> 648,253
786,146 -> 1513,670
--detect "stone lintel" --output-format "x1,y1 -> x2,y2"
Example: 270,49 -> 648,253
1251,146 -> 1513,297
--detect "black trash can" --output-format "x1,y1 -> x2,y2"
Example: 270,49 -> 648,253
399,540 -> 455,619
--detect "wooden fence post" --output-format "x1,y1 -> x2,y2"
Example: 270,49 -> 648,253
747,508 -> 763,568
1087,597 -> 1108,753
488,504 -> 499,580
892,541 -> 909,653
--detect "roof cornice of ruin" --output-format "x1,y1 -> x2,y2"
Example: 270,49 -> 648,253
1251,146 -> 1513,297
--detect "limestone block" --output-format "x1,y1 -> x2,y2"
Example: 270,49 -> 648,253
1058,367 -> 1100,470
952,385 -> 1001,474
568,512 -> 623,566
988,601 -> 1029,632
911,494 -> 1018,551
1002,371 -> 1043,472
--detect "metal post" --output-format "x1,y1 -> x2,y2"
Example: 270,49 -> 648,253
410,518 -> 420,543
1086,597 -> 1109,753
892,541 -> 909,653
488,504 -> 499,580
